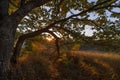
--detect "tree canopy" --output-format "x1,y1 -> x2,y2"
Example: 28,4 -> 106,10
8,0 -> 120,58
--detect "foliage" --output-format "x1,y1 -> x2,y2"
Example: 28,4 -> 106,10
94,20 -> 120,40
17,0 -> 120,39
92,20 -> 120,52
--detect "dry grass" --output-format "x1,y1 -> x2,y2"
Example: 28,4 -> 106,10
11,51 -> 120,80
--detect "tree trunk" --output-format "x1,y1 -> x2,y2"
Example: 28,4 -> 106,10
0,0 -> 52,79
0,0 -> 13,79
0,17 -> 16,79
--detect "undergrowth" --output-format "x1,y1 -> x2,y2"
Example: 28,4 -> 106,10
10,51 -> 120,80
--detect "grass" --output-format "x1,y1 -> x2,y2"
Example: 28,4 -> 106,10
11,51 -> 120,80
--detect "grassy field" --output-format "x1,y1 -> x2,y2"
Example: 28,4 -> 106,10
11,51 -> 120,80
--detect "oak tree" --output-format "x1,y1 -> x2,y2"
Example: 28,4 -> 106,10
0,0 -> 120,79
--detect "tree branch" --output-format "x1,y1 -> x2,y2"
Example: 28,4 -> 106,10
45,0 -> 118,26
47,31 -> 60,57
93,0 -> 118,10
11,0 -> 52,25
10,0 -> 119,65
10,28 -> 49,65
110,5 -> 120,8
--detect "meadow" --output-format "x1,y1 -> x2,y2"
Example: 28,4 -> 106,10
10,51 -> 120,80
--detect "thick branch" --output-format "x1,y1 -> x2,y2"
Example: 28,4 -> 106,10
71,18 -> 99,27
11,0 -> 52,25
56,26 -> 75,34
10,28 -> 49,64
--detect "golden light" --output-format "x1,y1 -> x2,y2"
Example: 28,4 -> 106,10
46,37 -> 53,42
44,33 -> 55,42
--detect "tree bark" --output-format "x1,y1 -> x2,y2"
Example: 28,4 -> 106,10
0,0 -> 12,79
0,18 -> 16,79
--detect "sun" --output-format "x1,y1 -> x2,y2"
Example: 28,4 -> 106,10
46,37 -> 53,42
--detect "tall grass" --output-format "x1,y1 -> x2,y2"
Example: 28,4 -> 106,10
11,51 -> 120,80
